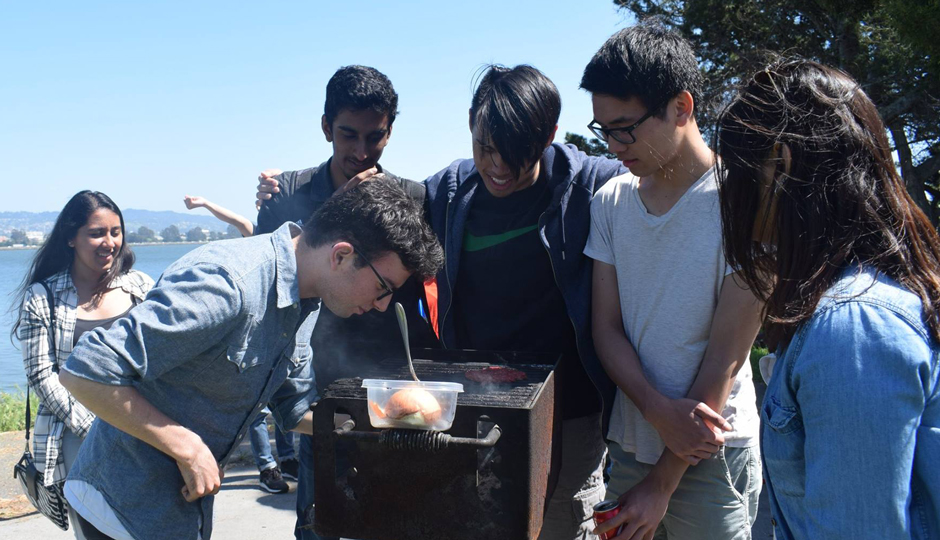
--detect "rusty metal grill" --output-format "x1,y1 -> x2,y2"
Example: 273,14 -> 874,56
310,348 -> 561,540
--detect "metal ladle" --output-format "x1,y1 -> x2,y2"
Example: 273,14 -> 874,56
394,302 -> 420,382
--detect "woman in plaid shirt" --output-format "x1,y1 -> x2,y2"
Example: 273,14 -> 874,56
14,190 -> 152,536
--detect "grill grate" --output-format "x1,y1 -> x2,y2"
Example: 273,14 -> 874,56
322,357 -> 554,409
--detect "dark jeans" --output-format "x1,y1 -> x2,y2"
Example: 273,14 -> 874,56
295,433 -> 341,540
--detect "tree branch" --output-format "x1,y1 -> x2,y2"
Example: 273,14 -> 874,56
879,91 -> 923,124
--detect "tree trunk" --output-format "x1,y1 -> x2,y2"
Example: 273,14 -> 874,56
888,120 -> 932,218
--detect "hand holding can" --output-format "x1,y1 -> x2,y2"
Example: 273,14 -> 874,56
593,499 -> 624,539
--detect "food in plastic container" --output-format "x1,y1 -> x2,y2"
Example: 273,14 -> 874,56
362,379 -> 464,431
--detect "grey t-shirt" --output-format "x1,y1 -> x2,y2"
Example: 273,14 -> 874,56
584,168 -> 759,464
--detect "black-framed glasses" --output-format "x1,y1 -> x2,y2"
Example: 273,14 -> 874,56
351,244 -> 395,301
587,104 -> 663,145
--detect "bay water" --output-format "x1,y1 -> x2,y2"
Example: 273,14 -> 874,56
0,243 -> 201,394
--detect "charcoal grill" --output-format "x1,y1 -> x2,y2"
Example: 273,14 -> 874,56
310,348 -> 561,540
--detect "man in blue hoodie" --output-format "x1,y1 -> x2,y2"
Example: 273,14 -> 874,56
424,64 -> 626,540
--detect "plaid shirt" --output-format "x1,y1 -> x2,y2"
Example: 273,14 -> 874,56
17,269 -> 153,485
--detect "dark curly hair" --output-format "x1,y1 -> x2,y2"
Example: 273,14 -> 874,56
324,65 -> 399,127
302,178 -> 442,280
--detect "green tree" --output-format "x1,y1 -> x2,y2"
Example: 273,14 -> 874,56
225,224 -> 242,239
613,0 -> 940,224
186,227 -> 207,242
137,226 -> 156,242
160,225 -> 181,243
10,229 -> 28,244
564,132 -> 616,159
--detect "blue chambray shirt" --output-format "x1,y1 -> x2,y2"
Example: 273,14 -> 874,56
63,222 -> 320,540
762,267 -> 940,540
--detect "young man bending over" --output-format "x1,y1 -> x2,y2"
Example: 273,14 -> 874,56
59,181 -> 442,540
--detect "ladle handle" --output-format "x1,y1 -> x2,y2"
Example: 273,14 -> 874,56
394,302 -> 419,382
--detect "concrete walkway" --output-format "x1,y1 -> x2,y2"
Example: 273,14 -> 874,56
0,429 -> 300,540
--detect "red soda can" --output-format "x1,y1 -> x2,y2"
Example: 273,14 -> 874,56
593,499 -> 623,539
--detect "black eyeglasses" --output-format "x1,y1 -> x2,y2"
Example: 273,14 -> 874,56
587,104 -> 663,145
350,244 -> 395,301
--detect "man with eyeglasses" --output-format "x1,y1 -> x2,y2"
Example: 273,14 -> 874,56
59,181 -> 443,540
580,20 -> 764,540
251,65 -> 431,540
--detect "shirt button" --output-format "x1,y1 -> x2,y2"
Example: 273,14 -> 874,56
241,362 -> 247,369
282,332 -> 287,337
771,518 -> 777,527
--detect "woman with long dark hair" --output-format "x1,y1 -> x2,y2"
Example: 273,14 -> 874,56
716,59 -> 940,538
14,190 -> 153,537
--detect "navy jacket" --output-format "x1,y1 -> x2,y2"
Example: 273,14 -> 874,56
424,143 -> 626,430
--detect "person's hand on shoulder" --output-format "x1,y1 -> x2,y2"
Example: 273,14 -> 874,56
255,169 -> 283,211
335,167 -> 379,197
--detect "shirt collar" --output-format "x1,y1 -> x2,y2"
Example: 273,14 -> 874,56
273,221 -> 303,309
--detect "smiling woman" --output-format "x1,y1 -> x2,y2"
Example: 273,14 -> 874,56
11,190 -> 154,535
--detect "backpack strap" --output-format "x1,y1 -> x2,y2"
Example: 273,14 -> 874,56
24,281 -> 58,447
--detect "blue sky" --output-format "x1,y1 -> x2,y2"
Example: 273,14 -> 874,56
1,1 -> 633,221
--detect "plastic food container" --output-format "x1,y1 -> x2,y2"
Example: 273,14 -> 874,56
362,379 -> 464,431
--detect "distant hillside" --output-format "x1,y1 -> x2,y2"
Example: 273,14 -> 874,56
0,209 -> 239,235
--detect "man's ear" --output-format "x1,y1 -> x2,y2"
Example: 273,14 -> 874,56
674,91 -> 695,127
322,115 -> 333,143
545,125 -> 559,149
330,241 -> 354,271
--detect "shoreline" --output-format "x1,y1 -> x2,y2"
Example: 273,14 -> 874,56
0,240 -> 213,251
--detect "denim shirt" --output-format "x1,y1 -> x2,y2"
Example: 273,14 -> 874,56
762,268 -> 940,540
63,222 -> 320,540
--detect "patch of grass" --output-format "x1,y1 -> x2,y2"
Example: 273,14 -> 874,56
0,390 -> 39,432
750,345 -> 770,384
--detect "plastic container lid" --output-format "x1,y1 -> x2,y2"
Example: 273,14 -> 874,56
361,379 -> 464,392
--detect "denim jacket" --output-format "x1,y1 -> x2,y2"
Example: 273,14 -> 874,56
63,222 -> 320,540
424,143 -> 626,428
762,267 -> 940,539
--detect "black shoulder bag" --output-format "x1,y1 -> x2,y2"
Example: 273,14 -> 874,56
12,281 -> 70,530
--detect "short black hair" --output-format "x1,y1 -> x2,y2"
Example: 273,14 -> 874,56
580,18 -> 703,118
324,65 -> 399,127
470,64 -> 561,179
302,177 -> 443,280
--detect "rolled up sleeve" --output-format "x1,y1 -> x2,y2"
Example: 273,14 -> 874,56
63,263 -> 245,386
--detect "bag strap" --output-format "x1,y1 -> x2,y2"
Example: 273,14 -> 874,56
24,281 -> 58,448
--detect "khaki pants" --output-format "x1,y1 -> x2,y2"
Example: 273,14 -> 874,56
537,413 -> 608,540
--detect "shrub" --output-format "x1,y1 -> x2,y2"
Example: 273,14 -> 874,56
0,390 -> 39,432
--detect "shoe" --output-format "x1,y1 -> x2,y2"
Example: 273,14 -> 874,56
280,458 -> 300,481
259,466 -> 289,494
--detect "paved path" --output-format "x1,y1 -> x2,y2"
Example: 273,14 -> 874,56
0,464 -> 298,540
